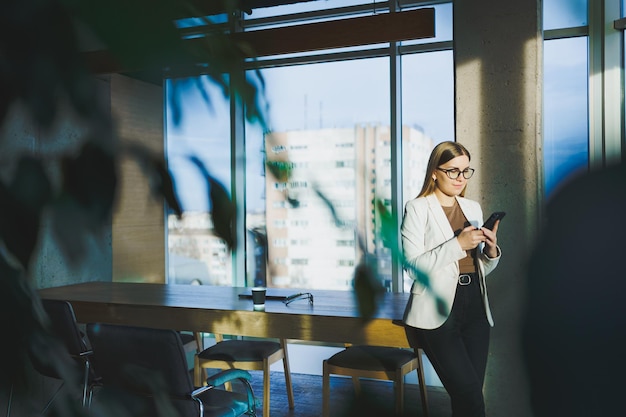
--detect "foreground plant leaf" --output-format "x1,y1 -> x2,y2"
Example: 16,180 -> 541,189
353,255 -> 385,321
61,141 -> 118,226
125,142 -> 183,217
0,157 -> 52,268
189,156 -> 236,249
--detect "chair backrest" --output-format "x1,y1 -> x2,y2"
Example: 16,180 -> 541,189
30,299 -> 90,380
86,323 -> 194,400
41,299 -> 88,356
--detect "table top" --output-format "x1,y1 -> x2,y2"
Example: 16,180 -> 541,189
39,281 -> 412,347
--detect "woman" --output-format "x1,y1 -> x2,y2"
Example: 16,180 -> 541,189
402,141 -> 501,417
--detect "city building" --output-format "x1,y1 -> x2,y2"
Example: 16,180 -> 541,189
264,125 -> 432,290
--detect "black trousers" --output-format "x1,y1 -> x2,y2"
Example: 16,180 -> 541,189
406,275 -> 490,417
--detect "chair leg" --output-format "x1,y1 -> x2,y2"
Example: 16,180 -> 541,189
193,355 -> 203,387
193,332 -> 204,352
322,361 -> 330,417
394,371 -> 405,416
415,349 -> 429,417
6,384 -> 13,417
194,332 -> 208,382
262,360 -> 271,417
82,362 -> 91,407
280,339 -> 295,409
351,376 -> 361,395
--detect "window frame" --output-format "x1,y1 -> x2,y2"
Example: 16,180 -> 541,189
543,0 -> 624,175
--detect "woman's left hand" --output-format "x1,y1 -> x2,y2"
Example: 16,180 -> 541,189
481,221 -> 499,258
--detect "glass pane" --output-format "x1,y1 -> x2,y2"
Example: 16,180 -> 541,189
543,0 -> 587,30
543,37 -> 589,197
401,50 -> 454,291
165,77 -> 233,286
246,58 -> 390,290
401,51 -> 454,205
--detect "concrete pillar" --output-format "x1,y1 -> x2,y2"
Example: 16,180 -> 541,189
110,74 -> 165,283
454,0 -> 542,416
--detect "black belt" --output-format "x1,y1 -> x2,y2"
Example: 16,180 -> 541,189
458,272 -> 478,286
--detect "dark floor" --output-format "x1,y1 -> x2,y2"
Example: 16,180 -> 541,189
1,368 -> 450,417
244,370 -> 451,417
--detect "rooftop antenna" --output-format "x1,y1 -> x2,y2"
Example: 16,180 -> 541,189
319,101 -> 322,129
304,94 -> 309,130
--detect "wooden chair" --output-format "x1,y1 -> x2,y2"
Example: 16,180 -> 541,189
322,345 -> 429,417
194,335 -> 294,417
180,331 -> 204,354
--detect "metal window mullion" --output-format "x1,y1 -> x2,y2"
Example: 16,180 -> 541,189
163,83 -> 171,284
543,26 -> 588,40
231,12 -> 247,287
588,0 -> 605,170
604,0 -> 623,165
246,47 -> 391,70
390,0 -> 403,293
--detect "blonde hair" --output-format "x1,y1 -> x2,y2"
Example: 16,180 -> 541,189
417,141 -> 472,198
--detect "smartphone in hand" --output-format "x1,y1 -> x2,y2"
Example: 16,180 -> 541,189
482,212 -> 506,230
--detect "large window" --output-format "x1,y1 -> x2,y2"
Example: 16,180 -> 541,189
166,0 -> 625,291
165,1 -> 452,291
543,37 -> 589,195
543,0 -> 625,196
543,0 -> 589,196
246,59 -> 390,290
400,50 -> 454,291
165,78 -> 233,286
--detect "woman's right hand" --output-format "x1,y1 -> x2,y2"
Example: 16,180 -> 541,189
456,225 -> 486,250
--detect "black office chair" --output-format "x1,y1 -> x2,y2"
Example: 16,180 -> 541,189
86,323 -> 257,417
29,299 -> 99,411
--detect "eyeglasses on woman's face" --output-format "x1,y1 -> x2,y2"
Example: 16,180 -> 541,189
436,167 -> 475,180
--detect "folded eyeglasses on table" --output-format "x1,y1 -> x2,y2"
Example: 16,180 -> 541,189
238,291 -> 314,305
283,292 -> 314,306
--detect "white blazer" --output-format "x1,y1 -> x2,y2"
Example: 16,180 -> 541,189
401,194 -> 501,330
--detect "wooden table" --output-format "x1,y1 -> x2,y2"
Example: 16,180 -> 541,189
38,282 -> 412,347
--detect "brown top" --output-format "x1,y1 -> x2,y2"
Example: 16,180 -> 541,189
442,201 -> 477,274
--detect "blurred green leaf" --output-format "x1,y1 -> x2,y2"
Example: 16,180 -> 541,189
125,143 -> 183,217
49,196 -> 98,265
10,156 -> 54,210
0,0 -> 88,128
63,0 -> 192,72
1,0 -> 269,415
0,157 -> 53,268
313,188 -> 343,228
266,160 -> 293,182
189,156 -> 236,250
61,142 -> 118,225
353,255 -> 385,321
0,256 -> 32,391
376,200 -> 397,249
208,176 -> 236,250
